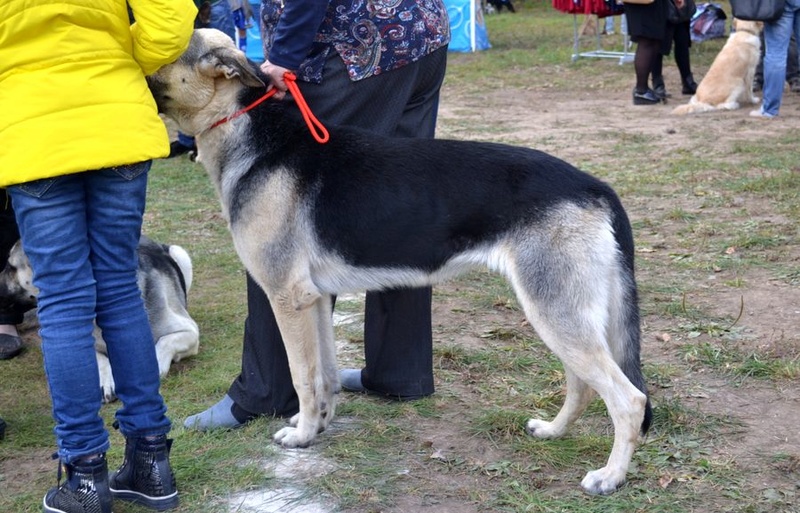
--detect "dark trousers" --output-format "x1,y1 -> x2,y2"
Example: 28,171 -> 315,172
228,47 -> 448,416
654,21 -> 693,84
0,190 -> 24,326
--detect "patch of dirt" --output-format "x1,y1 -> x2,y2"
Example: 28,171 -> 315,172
435,64 -> 800,504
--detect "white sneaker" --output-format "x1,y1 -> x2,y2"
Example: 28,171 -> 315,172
749,109 -> 775,118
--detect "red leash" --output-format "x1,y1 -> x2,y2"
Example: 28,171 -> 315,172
283,72 -> 329,143
207,72 -> 329,144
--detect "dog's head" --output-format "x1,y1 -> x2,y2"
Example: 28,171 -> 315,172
147,29 -> 266,136
0,241 -> 38,312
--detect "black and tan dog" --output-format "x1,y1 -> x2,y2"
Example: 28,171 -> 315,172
0,235 -> 199,402
147,28 -> 652,495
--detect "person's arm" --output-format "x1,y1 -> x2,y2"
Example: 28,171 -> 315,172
260,0 -> 328,94
128,0 -> 197,75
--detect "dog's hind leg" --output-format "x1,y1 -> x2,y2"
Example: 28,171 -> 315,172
525,368 -> 595,439
508,218 -> 647,494
525,313 -> 647,495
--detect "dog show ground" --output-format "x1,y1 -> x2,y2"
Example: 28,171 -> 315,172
1,4 -> 798,512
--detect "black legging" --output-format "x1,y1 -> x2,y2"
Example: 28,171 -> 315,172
653,21 -> 693,83
634,37 -> 661,91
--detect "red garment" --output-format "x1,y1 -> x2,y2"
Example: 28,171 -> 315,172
552,0 -> 623,16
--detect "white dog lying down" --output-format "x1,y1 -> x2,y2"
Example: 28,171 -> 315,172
0,235 -> 199,402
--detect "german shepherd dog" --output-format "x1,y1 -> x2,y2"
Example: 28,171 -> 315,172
147,29 -> 652,495
0,235 -> 199,402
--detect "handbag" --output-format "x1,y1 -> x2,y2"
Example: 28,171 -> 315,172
668,0 -> 697,23
623,0 -> 654,4
729,0 -> 785,21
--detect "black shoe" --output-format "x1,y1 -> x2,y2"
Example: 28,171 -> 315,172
0,334 -> 22,360
167,141 -> 195,159
681,78 -> 698,95
633,88 -> 662,105
43,455 -> 113,513
110,435 -> 179,511
0,417 -> 5,441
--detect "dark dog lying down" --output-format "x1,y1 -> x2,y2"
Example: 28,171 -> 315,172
0,235 -> 199,402
146,28 -> 652,495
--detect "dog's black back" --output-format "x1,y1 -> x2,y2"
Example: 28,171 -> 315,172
234,95 -> 634,275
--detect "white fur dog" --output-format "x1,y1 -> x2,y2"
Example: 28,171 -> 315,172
0,235 -> 200,402
672,19 -> 762,115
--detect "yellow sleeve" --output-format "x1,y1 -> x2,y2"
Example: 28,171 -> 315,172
128,0 -> 198,76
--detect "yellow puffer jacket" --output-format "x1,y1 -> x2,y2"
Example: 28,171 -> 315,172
0,0 -> 197,187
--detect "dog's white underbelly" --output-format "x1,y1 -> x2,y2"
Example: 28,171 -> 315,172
309,243 -> 512,295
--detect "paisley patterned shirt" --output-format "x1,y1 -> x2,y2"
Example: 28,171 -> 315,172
260,0 -> 450,83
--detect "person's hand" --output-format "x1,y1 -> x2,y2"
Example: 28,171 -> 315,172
260,60 -> 291,100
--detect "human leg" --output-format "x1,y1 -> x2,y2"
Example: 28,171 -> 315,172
755,32 -> 765,91
82,164 -> 177,509
760,6 -> 797,116
633,36 -> 662,104
673,21 -> 697,94
298,49 -> 446,399
83,164 -> 171,438
0,189 -> 24,359
9,175 -> 109,462
10,174 -> 113,512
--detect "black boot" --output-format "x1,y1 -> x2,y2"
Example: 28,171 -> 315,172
109,435 -> 178,511
682,74 -> 698,95
651,75 -> 670,99
43,454 -> 113,513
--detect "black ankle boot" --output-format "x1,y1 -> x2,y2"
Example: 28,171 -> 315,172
652,75 -> 670,99
43,454 -> 113,513
109,435 -> 179,511
682,74 -> 698,95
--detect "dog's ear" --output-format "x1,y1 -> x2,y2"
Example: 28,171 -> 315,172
198,48 -> 266,88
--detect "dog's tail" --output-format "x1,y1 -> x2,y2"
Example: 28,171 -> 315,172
608,197 -> 653,436
671,98 -> 715,115
168,245 -> 194,295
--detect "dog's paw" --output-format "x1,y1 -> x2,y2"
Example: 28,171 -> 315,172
288,413 -> 300,427
581,466 -> 626,495
273,426 -> 315,448
752,96 -> 761,104
97,355 -> 117,403
99,379 -> 117,403
525,418 -> 563,439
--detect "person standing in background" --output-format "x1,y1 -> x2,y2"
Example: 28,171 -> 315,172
651,0 -> 698,98
751,0 -> 800,118
0,1 -> 195,511
624,0 -> 684,105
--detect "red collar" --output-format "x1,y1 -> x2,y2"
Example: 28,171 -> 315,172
203,72 -> 329,143
207,88 -> 278,130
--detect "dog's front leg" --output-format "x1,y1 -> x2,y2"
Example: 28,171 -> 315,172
270,285 -> 337,448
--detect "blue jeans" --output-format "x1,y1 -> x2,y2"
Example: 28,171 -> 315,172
210,0 -> 236,39
762,0 -> 800,116
8,163 -> 170,464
